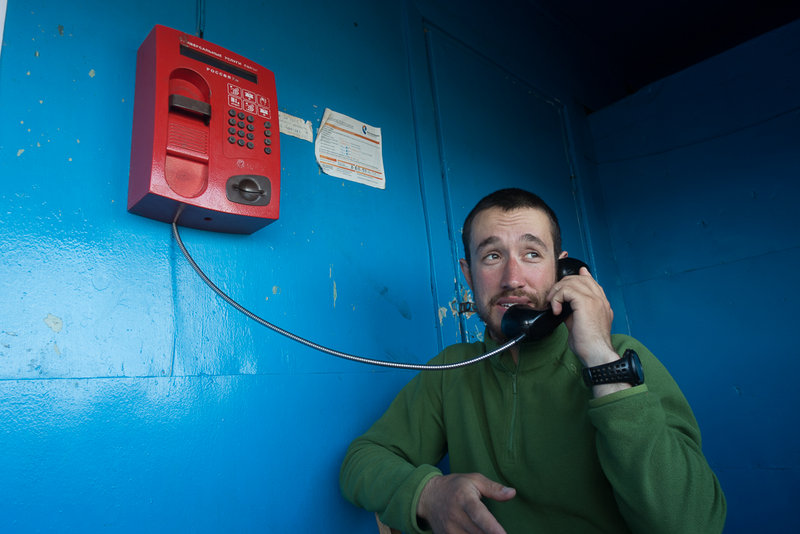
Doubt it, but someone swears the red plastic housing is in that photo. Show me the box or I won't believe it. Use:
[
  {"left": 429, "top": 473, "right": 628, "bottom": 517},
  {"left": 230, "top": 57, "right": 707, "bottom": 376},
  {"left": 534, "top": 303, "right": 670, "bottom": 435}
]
[{"left": 128, "top": 25, "right": 280, "bottom": 234}]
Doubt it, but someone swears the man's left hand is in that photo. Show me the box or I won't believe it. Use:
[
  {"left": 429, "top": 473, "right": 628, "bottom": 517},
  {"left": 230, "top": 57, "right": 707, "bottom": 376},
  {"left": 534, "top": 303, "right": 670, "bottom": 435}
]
[{"left": 547, "top": 267, "right": 618, "bottom": 369}]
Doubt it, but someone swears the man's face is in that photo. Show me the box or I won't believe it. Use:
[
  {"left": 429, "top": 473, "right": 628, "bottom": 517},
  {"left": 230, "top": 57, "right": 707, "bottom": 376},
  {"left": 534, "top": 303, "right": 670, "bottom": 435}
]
[{"left": 460, "top": 206, "right": 565, "bottom": 341}]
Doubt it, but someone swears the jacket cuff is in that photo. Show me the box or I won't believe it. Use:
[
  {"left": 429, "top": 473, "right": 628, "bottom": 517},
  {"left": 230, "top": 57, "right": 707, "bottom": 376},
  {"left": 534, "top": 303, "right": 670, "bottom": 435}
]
[{"left": 382, "top": 464, "right": 441, "bottom": 534}]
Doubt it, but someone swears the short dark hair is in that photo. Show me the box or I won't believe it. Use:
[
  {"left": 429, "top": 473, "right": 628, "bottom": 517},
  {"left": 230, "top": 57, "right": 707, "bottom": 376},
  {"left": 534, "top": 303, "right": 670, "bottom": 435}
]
[{"left": 461, "top": 188, "right": 562, "bottom": 265}]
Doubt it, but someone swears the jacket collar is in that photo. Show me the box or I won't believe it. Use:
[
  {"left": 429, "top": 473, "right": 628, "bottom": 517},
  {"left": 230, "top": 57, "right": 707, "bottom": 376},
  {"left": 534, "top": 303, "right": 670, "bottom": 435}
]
[{"left": 484, "top": 324, "right": 569, "bottom": 373}]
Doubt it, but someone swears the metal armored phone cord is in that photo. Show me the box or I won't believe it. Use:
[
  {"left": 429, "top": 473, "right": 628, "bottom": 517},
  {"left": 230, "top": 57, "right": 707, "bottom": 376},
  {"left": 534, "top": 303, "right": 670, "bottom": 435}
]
[{"left": 171, "top": 206, "right": 525, "bottom": 371}]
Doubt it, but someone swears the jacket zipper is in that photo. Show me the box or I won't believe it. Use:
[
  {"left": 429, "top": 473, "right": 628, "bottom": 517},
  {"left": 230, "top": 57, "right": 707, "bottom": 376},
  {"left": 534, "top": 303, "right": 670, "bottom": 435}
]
[{"left": 508, "top": 371, "right": 518, "bottom": 458}]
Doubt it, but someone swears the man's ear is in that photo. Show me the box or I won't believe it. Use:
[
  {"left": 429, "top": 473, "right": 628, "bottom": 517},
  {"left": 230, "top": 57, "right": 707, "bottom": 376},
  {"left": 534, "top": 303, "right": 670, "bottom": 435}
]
[
  {"left": 459, "top": 258, "right": 473, "bottom": 290},
  {"left": 558, "top": 250, "right": 568, "bottom": 260}
]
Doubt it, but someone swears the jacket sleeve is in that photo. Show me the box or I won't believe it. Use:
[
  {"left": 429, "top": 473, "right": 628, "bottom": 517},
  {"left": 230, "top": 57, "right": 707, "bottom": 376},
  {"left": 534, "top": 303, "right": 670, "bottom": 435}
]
[
  {"left": 339, "top": 359, "right": 448, "bottom": 534},
  {"left": 589, "top": 338, "right": 727, "bottom": 534}
]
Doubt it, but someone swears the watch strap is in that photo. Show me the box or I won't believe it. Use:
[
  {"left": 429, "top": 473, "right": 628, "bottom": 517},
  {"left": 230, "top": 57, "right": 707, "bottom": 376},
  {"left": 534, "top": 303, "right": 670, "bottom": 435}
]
[{"left": 582, "top": 349, "right": 644, "bottom": 387}]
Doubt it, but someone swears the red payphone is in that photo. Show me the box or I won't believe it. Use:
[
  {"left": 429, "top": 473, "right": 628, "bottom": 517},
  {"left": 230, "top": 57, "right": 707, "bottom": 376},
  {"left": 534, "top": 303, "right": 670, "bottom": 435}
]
[{"left": 128, "top": 25, "right": 280, "bottom": 234}]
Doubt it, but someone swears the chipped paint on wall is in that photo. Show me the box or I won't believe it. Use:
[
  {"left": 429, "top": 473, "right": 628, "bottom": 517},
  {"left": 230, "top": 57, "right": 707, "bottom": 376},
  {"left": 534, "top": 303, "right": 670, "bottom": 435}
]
[
  {"left": 265, "top": 286, "right": 281, "bottom": 301},
  {"left": 43, "top": 313, "right": 63, "bottom": 333},
  {"left": 266, "top": 285, "right": 280, "bottom": 300},
  {"left": 330, "top": 265, "right": 337, "bottom": 308},
  {"left": 448, "top": 298, "right": 458, "bottom": 317},
  {"left": 472, "top": 324, "right": 484, "bottom": 342}
]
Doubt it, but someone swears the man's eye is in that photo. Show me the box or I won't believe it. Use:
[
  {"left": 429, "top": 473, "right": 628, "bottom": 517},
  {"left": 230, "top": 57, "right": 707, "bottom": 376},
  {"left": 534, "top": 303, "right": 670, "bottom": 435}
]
[
  {"left": 483, "top": 253, "right": 500, "bottom": 263},
  {"left": 524, "top": 251, "right": 540, "bottom": 260}
]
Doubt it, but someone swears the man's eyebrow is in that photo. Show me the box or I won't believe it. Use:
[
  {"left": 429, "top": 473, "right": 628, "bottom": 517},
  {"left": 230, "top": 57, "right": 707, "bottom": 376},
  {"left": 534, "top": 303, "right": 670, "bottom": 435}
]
[
  {"left": 474, "top": 233, "right": 547, "bottom": 253},
  {"left": 521, "top": 233, "right": 547, "bottom": 248},
  {"left": 475, "top": 236, "right": 500, "bottom": 253}
]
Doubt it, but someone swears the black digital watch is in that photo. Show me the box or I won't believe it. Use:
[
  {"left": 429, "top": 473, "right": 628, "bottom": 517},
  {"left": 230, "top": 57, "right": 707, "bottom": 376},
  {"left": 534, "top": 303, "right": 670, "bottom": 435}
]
[{"left": 582, "top": 349, "right": 644, "bottom": 387}]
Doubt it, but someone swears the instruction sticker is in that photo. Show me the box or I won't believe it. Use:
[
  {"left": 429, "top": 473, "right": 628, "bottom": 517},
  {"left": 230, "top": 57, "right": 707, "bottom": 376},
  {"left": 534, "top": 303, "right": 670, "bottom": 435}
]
[{"left": 314, "top": 108, "right": 385, "bottom": 189}]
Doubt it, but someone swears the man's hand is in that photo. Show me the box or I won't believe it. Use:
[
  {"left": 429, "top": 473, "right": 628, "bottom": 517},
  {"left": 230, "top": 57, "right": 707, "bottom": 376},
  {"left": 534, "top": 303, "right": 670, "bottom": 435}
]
[
  {"left": 547, "top": 266, "right": 617, "bottom": 368},
  {"left": 416, "top": 473, "right": 516, "bottom": 534},
  {"left": 548, "top": 266, "right": 631, "bottom": 397}
]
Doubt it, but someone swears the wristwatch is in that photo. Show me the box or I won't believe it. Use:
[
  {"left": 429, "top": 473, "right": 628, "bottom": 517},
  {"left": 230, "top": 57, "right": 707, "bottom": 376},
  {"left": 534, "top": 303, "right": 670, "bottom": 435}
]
[{"left": 582, "top": 349, "right": 644, "bottom": 387}]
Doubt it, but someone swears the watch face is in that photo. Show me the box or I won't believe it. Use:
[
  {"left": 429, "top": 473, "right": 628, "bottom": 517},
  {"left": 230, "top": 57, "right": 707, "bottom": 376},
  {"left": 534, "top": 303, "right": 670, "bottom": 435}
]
[{"left": 626, "top": 349, "right": 644, "bottom": 385}]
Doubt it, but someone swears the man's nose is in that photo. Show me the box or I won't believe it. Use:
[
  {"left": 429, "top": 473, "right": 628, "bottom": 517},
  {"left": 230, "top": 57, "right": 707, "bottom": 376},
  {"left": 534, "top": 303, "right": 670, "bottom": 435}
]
[{"left": 501, "top": 258, "right": 524, "bottom": 289}]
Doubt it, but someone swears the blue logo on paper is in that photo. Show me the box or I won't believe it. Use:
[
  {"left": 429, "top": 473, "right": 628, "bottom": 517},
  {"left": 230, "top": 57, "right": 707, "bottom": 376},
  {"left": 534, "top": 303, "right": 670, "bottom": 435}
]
[{"left": 362, "top": 125, "right": 368, "bottom": 135}]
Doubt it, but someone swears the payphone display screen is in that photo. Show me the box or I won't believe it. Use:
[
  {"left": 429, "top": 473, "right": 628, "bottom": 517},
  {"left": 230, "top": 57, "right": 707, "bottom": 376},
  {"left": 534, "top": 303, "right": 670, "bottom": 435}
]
[{"left": 179, "top": 44, "right": 258, "bottom": 84}]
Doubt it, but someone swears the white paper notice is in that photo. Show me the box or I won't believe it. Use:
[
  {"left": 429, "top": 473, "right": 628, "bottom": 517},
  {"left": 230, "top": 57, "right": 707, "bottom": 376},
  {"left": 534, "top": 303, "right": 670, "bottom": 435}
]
[
  {"left": 0, "top": 1, "right": 7, "bottom": 61},
  {"left": 278, "top": 111, "right": 314, "bottom": 142},
  {"left": 314, "top": 108, "right": 385, "bottom": 189}
]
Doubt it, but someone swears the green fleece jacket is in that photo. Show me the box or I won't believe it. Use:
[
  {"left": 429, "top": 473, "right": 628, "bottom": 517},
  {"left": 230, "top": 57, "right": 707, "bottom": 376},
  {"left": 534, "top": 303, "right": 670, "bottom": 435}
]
[{"left": 339, "top": 325, "right": 726, "bottom": 533}]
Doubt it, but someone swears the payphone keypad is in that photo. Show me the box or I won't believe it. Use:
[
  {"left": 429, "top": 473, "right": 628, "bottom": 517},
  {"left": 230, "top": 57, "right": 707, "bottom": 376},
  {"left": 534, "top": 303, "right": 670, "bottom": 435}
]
[{"left": 226, "top": 108, "right": 273, "bottom": 154}]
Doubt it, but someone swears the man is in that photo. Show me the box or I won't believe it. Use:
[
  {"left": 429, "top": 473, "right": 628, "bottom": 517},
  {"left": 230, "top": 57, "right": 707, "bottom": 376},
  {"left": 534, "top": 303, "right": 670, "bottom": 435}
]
[{"left": 340, "top": 188, "right": 726, "bottom": 534}]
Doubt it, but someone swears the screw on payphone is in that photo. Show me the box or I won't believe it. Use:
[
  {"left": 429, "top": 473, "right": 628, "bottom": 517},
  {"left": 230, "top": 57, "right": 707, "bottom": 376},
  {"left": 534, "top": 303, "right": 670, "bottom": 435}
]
[{"left": 128, "top": 25, "right": 281, "bottom": 234}]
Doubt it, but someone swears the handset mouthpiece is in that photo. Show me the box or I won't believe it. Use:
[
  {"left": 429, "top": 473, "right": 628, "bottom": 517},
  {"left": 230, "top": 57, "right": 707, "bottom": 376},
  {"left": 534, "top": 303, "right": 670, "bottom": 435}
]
[
  {"left": 500, "top": 303, "right": 573, "bottom": 341},
  {"left": 500, "top": 305, "right": 541, "bottom": 339}
]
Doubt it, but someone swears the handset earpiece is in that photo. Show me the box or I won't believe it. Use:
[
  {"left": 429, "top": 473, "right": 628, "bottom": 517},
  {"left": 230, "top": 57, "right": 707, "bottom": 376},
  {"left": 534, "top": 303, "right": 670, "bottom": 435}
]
[
  {"left": 500, "top": 258, "right": 589, "bottom": 341},
  {"left": 556, "top": 257, "right": 589, "bottom": 281}
]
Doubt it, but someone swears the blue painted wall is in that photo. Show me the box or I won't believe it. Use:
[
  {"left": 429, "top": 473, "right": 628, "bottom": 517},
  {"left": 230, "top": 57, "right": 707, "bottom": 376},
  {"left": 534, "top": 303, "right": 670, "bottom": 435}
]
[
  {"left": 589, "top": 19, "right": 800, "bottom": 533},
  {"left": 0, "top": 1, "right": 607, "bottom": 532},
  {"left": 1, "top": 0, "right": 795, "bottom": 532}
]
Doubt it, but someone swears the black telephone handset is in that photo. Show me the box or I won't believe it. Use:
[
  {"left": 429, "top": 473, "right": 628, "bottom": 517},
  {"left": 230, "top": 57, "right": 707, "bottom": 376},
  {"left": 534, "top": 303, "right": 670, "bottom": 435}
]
[{"left": 500, "top": 257, "right": 589, "bottom": 341}]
